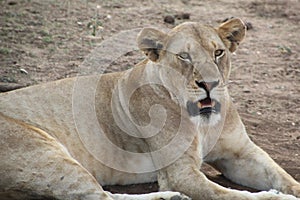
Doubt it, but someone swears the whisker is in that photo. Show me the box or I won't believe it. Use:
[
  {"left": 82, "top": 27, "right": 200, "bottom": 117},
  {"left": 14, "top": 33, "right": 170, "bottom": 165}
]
[{"left": 219, "top": 81, "right": 240, "bottom": 88}]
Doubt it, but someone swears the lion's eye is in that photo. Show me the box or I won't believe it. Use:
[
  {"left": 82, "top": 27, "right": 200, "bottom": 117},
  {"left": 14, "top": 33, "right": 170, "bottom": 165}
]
[
  {"left": 214, "top": 49, "right": 225, "bottom": 59},
  {"left": 177, "top": 52, "right": 192, "bottom": 62}
]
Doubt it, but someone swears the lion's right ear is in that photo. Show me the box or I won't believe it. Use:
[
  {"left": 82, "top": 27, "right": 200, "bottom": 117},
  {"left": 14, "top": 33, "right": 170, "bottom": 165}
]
[
  {"left": 217, "top": 18, "right": 246, "bottom": 52},
  {"left": 137, "top": 28, "right": 166, "bottom": 62}
]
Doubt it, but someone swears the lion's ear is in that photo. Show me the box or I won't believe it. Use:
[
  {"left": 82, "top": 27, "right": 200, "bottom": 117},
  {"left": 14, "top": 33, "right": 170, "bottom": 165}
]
[
  {"left": 137, "top": 28, "right": 166, "bottom": 62},
  {"left": 217, "top": 18, "right": 246, "bottom": 52}
]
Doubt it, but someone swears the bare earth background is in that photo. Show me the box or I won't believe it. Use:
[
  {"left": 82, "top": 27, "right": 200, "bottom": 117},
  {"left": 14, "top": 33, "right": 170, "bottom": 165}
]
[{"left": 0, "top": 0, "right": 299, "bottom": 195}]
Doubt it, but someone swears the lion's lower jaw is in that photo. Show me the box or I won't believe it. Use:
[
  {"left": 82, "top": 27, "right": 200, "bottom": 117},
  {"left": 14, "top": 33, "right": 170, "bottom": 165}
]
[{"left": 190, "top": 113, "right": 222, "bottom": 127}]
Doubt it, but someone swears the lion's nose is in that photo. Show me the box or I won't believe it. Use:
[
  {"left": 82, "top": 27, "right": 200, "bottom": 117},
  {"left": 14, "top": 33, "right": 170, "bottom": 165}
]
[{"left": 195, "top": 80, "right": 219, "bottom": 92}]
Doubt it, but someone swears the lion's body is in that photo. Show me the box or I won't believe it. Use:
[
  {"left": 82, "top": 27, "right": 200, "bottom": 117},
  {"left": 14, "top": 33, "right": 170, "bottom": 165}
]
[
  {"left": 0, "top": 18, "right": 299, "bottom": 200},
  {"left": 0, "top": 68, "right": 164, "bottom": 182}
]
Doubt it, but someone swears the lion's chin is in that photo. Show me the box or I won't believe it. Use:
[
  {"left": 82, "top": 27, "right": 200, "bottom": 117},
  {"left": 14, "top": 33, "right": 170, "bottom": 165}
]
[{"left": 190, "top": 112, "right": 222, "bottom": 127}]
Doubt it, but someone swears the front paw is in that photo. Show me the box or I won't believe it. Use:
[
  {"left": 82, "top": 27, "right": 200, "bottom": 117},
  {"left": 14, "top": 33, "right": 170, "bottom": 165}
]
[
  {"left": 266, "top": 189, "right": 299, "bottom": 200},
  {"left": 169, "top": 194, "right": 191, "bottom": 200},
  {"left": 290, "top": 185, "right": 300, "bottom": 198},
  {"left": 155, "top": 192, "right": 191, "bottom": 200}
]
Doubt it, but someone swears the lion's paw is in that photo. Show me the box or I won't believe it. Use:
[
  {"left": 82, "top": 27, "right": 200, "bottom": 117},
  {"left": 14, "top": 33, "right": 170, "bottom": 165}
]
[
  {"left": 107, "top": 191, "right": 191, "bottom": 200},
  {"left": 254, "top": 190, "right": 299, "bottom": 200},
  {"left": 168, "top": 194, "right": 190, "bottom": 200},
  {"left": 153, "top": 192, "right": 191, "bottom": 200},
  {"left": 290, "top": 185, "right": 300, "bottom": 198}
]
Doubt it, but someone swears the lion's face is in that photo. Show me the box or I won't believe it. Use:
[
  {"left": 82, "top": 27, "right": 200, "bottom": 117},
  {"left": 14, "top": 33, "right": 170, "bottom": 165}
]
[{"left": 137, "top": 18, "right": 246, "bottom": 125}]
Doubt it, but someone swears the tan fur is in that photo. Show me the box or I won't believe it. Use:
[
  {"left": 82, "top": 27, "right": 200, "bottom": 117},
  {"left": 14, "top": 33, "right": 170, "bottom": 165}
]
[{"left": 0, "top": 18, "right": 299, "bottom": 200}]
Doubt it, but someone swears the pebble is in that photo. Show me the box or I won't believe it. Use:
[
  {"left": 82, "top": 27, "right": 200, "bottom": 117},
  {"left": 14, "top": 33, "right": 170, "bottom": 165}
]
[
  {"left": 8, "top": 1, "right": 17, "bottom": 5},
  {"left": 20, "top": 68, "right": 28, "bottom": 74},
  {"left": 245, "top": 22, "right": 253, "bottom": 30},
  {"left": 174, "top": 13, "right": 190, "bottom": 20},
  {"left": 164, "top": 15, "right": 175, "bottom": 24}
]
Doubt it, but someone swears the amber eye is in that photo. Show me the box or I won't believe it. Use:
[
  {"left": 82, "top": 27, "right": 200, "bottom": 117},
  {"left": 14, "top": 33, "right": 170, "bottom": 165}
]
[
  {"left": 214, "top": 49, "right": 225, "bottom": 58},
  {"left": 177, "top": 52, "right": 192, "bottom": 62}
]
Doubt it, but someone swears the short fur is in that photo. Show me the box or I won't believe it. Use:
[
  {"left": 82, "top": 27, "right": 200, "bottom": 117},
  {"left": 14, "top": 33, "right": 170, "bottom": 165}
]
[{"left": 0, "top": 18, "right": 299, "bottom": 200}]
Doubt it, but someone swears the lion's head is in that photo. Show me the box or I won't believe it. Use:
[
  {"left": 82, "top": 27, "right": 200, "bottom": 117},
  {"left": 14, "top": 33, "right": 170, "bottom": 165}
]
[{"left": 137, "top": 18, "right": 246, "bottom": 125}]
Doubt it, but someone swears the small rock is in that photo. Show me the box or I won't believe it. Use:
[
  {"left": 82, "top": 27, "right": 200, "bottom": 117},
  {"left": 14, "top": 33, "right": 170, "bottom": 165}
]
[
  {"left": 175, "top": 13, "right": 190, "bottom": 20},
  {"left": 20, "top": 68, "right": 28, "bottom": 74},
  {"left": 8, "top": 1, "right": 17, "bottom": 5},
  {"left": 245, "top": 22, "right": 253, "bottom": 30},
  {"left": 164, "top": 15, "right": 175, "bottom": 24},
  {"left": 291, "top": 122, "right": 295, "bottom": 126},
  {"left": 181, "top": 0, "right": 190, "bottom": 4},
  {"left": 277, "top": 45, "right": 292, "bottom": 55}
]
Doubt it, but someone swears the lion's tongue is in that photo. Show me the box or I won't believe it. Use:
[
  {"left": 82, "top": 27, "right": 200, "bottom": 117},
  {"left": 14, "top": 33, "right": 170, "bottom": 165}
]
[{"left": 197, "top": 98, "right": 213, "bottom": 108}]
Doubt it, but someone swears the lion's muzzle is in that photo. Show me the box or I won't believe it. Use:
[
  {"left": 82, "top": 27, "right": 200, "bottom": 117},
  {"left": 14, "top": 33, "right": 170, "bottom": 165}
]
[
  {"left": 186, "top": 98, "right": 221, "bottom": 117},
  {"left": 187, "top": 80, "right": 221, "bottom": 117}
]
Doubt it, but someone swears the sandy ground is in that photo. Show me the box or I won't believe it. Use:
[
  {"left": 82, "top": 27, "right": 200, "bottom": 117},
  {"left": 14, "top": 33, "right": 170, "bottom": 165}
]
[{"left": 0, "top": 0, "right": 299, "bottom": 195}]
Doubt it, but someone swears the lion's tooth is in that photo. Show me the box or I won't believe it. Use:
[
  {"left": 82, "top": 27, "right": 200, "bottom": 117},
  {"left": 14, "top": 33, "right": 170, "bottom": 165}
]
[
  {"left": 197, "top": 102, "right": 202, "bottom": 108},
  {"left": 212, "top": 101, "right": 215, "bottom": 107}
]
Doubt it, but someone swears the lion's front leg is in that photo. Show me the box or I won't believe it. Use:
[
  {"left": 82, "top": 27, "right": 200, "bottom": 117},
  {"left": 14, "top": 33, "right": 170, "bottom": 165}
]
[
  {"left": 205, "top": 106, "right": 300, "bottom": 198},
  {"left": 158, "top": 142, "right": 299, "bottom": 200},
  {"left": 207, "top": 137, "right": 300, "bottom": 197}
]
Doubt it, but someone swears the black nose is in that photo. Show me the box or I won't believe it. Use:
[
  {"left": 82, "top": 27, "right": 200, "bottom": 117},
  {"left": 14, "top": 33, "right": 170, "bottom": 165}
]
[{"left": 195, "top": 80, "right": 219, "bottom": 92}]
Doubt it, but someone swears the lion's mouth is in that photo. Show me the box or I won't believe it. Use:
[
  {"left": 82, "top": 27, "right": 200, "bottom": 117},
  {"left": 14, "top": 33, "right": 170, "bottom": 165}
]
[{"left": 186, "top": 97, "right": 221, "bottom": 117}]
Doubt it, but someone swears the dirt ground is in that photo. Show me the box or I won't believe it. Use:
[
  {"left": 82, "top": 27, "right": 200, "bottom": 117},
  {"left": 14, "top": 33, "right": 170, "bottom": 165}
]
[{"left": 0, "top": 0, "right": 299, "bottom": 195}]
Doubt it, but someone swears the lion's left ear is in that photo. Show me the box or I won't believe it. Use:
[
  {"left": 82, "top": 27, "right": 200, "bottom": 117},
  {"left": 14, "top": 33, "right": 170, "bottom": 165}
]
[
  {"left": 137, "top": 28, "right": 166, "bottom": 62},
  {"left": 217, "top": 18, "right": 246, "bottom": 52}
]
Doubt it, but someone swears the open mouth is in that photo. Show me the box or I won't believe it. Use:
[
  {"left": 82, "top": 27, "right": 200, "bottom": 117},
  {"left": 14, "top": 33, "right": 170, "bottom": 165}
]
[{"left": 187, "top": 97, "right": 221, "bottom": 117}]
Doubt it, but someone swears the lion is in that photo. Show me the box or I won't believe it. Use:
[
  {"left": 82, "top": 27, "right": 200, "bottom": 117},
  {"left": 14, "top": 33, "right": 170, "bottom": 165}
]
[{"left": 0, "top": 18, "right": 299, "bottom": 200}]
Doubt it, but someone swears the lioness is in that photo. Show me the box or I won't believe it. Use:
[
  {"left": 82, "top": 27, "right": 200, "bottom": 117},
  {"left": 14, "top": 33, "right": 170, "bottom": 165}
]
[{"left": 0, "top": 18, "right": 299, "bottom": 200}]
